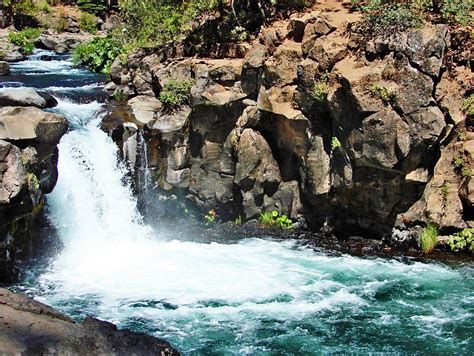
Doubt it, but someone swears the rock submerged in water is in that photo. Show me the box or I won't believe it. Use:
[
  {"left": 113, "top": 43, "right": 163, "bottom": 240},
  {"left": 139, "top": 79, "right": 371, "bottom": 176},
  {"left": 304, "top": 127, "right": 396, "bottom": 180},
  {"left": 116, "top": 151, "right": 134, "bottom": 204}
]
[
  {"left": 0, "top": 288, "right": 179, "bottom": 355},
  {"left": 0, "top": 61, "right": 10, "bottom": 75}
]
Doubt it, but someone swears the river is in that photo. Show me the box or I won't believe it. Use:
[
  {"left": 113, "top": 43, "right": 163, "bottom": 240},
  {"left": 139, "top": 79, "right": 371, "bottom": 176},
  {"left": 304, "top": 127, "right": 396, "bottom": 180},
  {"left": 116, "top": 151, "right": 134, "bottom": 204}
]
[{"left": 1, "top": 51, "right": 473, "bottom": 355}]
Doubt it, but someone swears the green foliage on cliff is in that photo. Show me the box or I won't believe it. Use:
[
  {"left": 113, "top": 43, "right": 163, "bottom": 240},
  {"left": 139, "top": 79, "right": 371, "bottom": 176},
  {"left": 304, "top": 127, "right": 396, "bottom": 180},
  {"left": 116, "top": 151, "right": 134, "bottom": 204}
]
[
  {"left": 462, "top": 95, "right": 474, "bottom": 116},
  {"left": 159, "top": 79, "right": 194, "bottom": 108},
  {"left": 79, "top": 12, "right": 98, "bottom": 34},
  {"left": 77, "top": 0, "right": 107, "bottom": 15},
  {"left": 259, "top": 210, "right": 293, "bottom": 229},
  {"left": 26, "top": 172, "right": 40, "bottom": 190},
  {"left": 116, "top": 0, "right": 315, "bottom": 50},
  {"left": 353, "top": 0, "right": 473, "bottom": 35},
  {"left": 369, "top": 84, "right": 395, "bottom": 104},
  {"left": 73, "top": 35, "right": 123, "bottom": 73},
  {"left": 8, "top": 27, "right": 42, "bottom": 54},
  {"left": 312, "top": 81, "right": 330, "bottom": 103},
  {"left": 447, "top": 228, "right": 474, "bottom": 252},
  {"left": 420, "top": 223, "right": 438, "bottom": 253},
  {"left": 331, "top": 137, "right": 341, "bottom": 150}
]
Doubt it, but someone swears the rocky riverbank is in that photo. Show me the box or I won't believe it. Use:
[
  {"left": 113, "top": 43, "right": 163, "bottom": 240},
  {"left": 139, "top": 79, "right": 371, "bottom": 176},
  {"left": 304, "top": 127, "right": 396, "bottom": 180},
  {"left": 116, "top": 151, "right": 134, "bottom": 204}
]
[
  {"left": 0, "top": 288, "right": 179, "bottom": 355},
  {"left": 0, "top": 94, "right": 67, "bottom": 282},
  {"left": 105, "top": 2, "right": 473, "bottom": 245}
]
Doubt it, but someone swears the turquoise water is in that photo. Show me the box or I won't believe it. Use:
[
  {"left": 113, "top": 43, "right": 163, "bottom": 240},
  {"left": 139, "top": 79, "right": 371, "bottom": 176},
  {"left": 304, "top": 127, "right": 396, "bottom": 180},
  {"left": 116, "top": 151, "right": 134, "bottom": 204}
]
[
  {"left": 4, "top": 50, "right": 474, "bottom": 355},
  {"left": 17, "top": 238, "right": 474, "bottom": 355}
]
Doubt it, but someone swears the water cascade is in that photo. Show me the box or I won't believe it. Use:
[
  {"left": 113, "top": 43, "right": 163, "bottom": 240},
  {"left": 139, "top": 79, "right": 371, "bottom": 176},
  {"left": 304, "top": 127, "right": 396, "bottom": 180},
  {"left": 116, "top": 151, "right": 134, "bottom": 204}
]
[{"left": 2, "top": 51, "right": 473, "bottom": 355}]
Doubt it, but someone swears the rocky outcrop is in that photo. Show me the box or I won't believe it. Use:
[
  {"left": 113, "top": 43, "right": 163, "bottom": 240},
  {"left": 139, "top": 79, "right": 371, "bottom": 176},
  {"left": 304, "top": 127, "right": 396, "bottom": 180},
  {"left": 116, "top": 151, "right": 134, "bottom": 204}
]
[
  {"left": 0, "top": 107, "right": 68, "bottom": 282},
  {"left": 35, "top": 31, "right": 92, "bottom": 54},
  {"left": 0, "top": 88, "right": 57, "bottom": 109},
  {"left": 0, "top": 288, "right": 179, "bottom": 355},
  {"left": 0, "top": 29, "right": 24, "bottom": 62},
  {"left": 105, "top": 4, "right": 472, "bottom": 239}
]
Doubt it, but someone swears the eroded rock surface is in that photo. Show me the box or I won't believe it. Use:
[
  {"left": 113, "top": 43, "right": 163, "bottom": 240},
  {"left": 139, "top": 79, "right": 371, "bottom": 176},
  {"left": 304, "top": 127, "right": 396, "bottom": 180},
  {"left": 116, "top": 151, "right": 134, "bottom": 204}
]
[
  {"left": 0, "top": 288, "right": 179, "bottom": 355},
  {"left": 104, "top": 5, "right": 471, "bottom": 239},
  {"left": 0, "top": 107, "right": 68, "bottom": 282}
]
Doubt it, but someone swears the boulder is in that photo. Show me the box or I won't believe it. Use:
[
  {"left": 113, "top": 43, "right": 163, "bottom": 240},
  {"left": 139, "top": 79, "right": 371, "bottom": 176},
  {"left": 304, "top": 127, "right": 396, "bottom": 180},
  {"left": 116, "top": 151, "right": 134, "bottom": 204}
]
[
  {"left": 263, "top": 180, "right": 303, "bottom": 219},
  {"left": 0, "top": 140, "right": 25, "bottom": 204},
  {"left": 306, "top": 34, "right": 347, "bottom": 71},
  {"left": 302, "top": 135, "right": 331, "bottom": 197},
  {"left": 257, "top": 85, "right": 302, "bottom": 119},
  {"left": 0, "top": 107, "right": 68, "bottom": 144},
  {"left": 0, "top": 61, "right": 10, "bottom": 75},
  {"left": 392, "top": 64, "right": 434, "bottom": 115},
  {"left": 0, "top": 288, "right": 179, "bottom": 355},
  {"left": 0, "top": 88, "right": 56, "bottom": 109},
  {"left": 349, "top": 108, "right": 411, "bottom": 170},
  {"left": 235, "top": 129, "right": 281, "bottom": 219},
  {"left": 0, "top": 49, "right": 23, "bottom": 62},
  {"left": 301, "top": 16, "right": 336, "bottom": 53},
  {"left": 288, "top": 11, "right": 322, "bottom": 42},
  {"left": 262, "top": 40, "right": 302, "bottom": 87},
  {"left": 127, "top": 96, "right": 163, "bottom": 126},
  {"left": 402, "top": 25, "right": 448, "bottom": 78},
  {"left": 35, "top": 33, "right": 92, "bottom": 54},
  {"left": 153, "top": 107, "right": 191, "bottom": 135},
  {"left": 400, "top": 143, "right": 465, "bottom": 229}
]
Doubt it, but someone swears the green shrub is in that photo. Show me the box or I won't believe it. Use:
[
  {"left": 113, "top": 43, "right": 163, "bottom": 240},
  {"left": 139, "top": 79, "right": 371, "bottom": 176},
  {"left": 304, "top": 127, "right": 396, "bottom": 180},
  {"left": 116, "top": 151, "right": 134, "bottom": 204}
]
[
  {"left": 77, "top": 0, "right": 107, "bottom": 15},
  {"left": 369, "top": 84, "right": 394, "bottom": 103},
  {"left": 204, "top": 209, "right": 218, "bottom": 225},
  {"left": 159, "top": 79, "right": 194, "bottom": 108},
  {"left": 73, "top": 36, "right": 124, "bottom": 73},
  {"left": 259, "top": 211, "right": 275, "bottom": 227},
  {"left": 362, "top": 1, "right": 423, "bottom": 34},
  {"left": 230, "top": 26, "right": 249, "bottom": 42},
  {"left": 79, "top": 12, "right": 98, "bottom": 34},
  {"left": 441, "top": 182, "right": 449, "bottom": 200},
  {"left": 259, "top": 210, "right": 294, "bottom": 230},
  {"left": 461, "top": 166, "right": 472, "bottom": 178},
  {"left": 312, "top": 72, "right": 330, "bottom": 103},
  {"left": 312, "top": 81, "right": 330, "bottom": 103},
  {"left": 447, "top": 228, "right": 474, "bottom": 252},
  {"left": 331, "top": 137, "right": 341, "bottom": 150},
  {"left": 235, "top": 215, "right": 242, "bottom": 225},
  {"left": 420, "top": 223, "right": 438, "bottom": 253},
  {"left": 437, "top": 0, "right": 473, "bottom": 26},
  {"left": 8, "top": 27, "right": 41, "bottom": 54},
  {"left": 113, "top": 88, "right": 125, "bottom": 101},
  {"left": 26, "top": 172, "right": 40, "bottom": 190},
  {"left": 353, "top": 0, "right": 473, "bottom": 34},
  {"left": 462, "top": 95, "right": 474, "bottom": 116}
]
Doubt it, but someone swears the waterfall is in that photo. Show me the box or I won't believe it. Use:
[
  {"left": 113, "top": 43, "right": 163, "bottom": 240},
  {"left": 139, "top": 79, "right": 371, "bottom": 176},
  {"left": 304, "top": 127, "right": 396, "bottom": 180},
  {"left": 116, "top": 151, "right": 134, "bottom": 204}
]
[
  {"left": 137, "top": 130, "right": 152, "bottom": 194},
  {"left": 6, "top": 50, "right": 473, "bottom": 356}
]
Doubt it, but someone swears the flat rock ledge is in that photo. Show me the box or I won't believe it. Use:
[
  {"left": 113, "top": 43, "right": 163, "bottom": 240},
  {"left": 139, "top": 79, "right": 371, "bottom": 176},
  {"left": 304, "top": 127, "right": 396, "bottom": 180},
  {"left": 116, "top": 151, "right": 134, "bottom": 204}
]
[{"left": 0, "top": 288, "right": 180, "bottom": 355}]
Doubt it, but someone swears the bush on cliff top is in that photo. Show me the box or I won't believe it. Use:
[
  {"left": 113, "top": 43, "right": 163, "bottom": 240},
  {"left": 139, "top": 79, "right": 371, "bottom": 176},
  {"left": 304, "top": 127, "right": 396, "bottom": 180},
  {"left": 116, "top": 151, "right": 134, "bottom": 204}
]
[
  {"left": 159, "top": 79, "right": 194, "bottom": 108},
  {"left": 9, "top": 27, "right": 42, "bottom": 54},
  {"left": 116, "top": 0, "right": 315, "bottom": 50},
  {"left": 73, "top": 35, "right": 123, "bottom": 73},
  {"left": 353, "top": 0, "right": 473, "bottom": 35}
]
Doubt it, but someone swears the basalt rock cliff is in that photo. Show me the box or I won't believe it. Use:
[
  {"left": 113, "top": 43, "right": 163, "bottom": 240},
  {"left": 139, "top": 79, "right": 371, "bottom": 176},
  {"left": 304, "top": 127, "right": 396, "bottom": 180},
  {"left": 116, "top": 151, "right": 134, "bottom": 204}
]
[
  {"left": 106, "top": 4, "right": 472, "bottom": 242},
  {"left": 0, "top": 105, "right": 68, "bottom": 282}
]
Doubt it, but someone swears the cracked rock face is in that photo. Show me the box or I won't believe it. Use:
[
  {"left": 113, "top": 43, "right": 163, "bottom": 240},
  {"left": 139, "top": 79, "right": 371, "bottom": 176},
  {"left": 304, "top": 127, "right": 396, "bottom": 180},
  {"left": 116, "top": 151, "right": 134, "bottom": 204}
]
[
  {"left": 0, "top": 107, "right": 68, "bottom": 283},
  {"left": 106, "top": 7, "right": 470, "bottom": 237}
]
